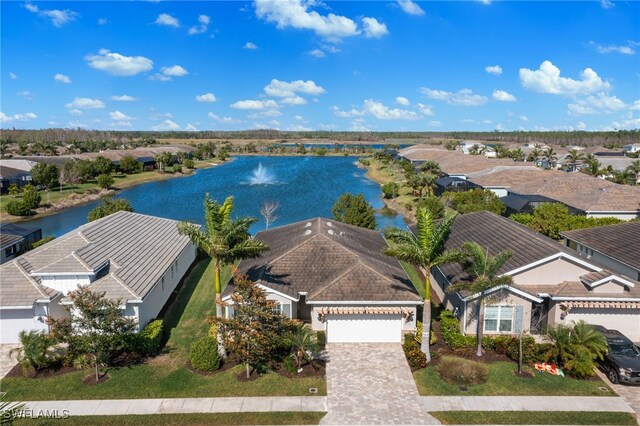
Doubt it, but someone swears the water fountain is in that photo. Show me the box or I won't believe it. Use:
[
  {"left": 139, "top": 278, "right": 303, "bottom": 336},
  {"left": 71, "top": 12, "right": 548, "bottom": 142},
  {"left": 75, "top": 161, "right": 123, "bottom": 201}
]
[{"left": 248, "top": 162, "right": 275, "bottom": 185}]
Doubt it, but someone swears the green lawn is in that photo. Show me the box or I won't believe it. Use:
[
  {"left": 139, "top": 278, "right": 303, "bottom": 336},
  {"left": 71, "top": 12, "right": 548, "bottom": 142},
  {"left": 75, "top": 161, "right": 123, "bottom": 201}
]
[
  {"left": 415, "top": 361, "right": 615, "bottom": 396},
  {"left": 399, "top": 261, "right": 425, "bottom": 298},
  {"left": 430, "top": 411, "right": 637, "bottom": 425},
  {"left": 0, "top": 259, "right": 326, "bottom": 401},
  {"left": 14, "top": 412, "right": 326, "bottom": 426}
]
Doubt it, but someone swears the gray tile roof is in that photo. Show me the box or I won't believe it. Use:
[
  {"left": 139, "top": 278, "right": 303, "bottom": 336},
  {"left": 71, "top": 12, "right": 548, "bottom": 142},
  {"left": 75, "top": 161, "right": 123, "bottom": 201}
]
[
  {"left": 224, "top": 218, "right": 421, "bottom": 303},
  {"left": 0, "top": 212, "right": 194, "bottom": 307},
  {"left": 561, "top": 221, "right": 640, "bottom": 271}
]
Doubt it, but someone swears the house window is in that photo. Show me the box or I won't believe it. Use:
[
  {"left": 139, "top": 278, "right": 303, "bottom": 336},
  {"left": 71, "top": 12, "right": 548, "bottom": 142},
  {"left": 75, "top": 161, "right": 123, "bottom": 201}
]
[
  {"left": 484, "top": 305, "right": 514, "bottom": 333},
  {"left": 272, "top": 302, "right": 282, "bottom": 315}
]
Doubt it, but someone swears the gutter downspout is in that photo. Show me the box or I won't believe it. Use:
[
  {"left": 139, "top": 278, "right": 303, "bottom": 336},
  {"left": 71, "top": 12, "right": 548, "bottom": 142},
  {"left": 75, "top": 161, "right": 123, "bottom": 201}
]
[{"left": 463, "top": 300, "right": 467, "bottom": 336}]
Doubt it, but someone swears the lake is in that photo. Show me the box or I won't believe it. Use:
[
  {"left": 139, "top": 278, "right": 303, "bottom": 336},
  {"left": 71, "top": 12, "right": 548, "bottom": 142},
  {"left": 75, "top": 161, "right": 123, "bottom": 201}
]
[{"left": 22, "top": 156, "right": 406, "bottom": 237}]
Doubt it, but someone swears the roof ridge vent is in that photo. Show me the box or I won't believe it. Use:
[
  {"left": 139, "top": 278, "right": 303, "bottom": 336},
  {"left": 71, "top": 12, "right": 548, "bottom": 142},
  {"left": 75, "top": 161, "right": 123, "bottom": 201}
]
[
  {"left": 305, "top": 222, "right": 312, "bottom": 227},
  {"left": 304, "top": 229, "right": 312, "bottom": 235}
]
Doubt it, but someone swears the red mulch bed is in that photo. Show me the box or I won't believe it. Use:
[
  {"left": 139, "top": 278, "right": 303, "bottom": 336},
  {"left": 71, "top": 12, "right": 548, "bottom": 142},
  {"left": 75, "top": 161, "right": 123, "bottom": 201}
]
[
  {"left": 274, "top": 360, "right": 326, "bottom": 379},
  {"left": 82, "top": 373, "right": 111, "bottom": 386},
  {"left": 429, "top": 320, "right": 511, "bottom": 366}
]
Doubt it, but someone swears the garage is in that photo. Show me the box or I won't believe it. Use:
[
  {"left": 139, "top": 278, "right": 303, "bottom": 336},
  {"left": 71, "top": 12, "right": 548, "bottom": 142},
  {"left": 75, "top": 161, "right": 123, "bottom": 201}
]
[
  {"left": 326, "top": 314, "right": 403, "bottom": 343},
  {"left": 0, "top": 308, "right": 41, "bottom": 344},
  {"left": 568, "top": 308, "right": 640, "bottom": 343}
]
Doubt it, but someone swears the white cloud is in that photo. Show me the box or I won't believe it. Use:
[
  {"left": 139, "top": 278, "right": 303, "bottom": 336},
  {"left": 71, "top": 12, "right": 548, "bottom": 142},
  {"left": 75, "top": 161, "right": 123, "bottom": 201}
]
[
  {"left": 97, "top": 18, "right": 108, "bottom": 25},
  {"left": 150, "top": 112, "right": 174, "bottom": 120},
  {"left": 519, "top": 115, "right": 528, "bottom": 121},
  {"left": 495, "top": 123, "right": 505, "bottom": 131},
  {"left": 600, "top": 0, "right": 614, "bottom": 9},
  {"left": 85, "top": 49, "right": 153, "bottom": 76},
  {"left": 54, "top": 73, "right": 71, "bottom": 84},
  {"left": 395, "top": 96, "right": 410, "bottom": 106},
  {"left": 485, "top": 65, "right": 503, "bottom": 75},
  {"left": 332, "top": 105, "right": 365, "bottom": 118},
  {"left": 244, "top": 42, "right": 258, "bottom": 50},
  {"left": 65, "top": 97, "right": 105, "bottom": 109},
  {"left": 66, "top": 121, "right": 88, "bottom": 129},
  {"left": 196, "top": 93, "right": 217, "bottom": 103},
  {"left": 362, "top": 17, "right": 389, "bottom": 39},
  {"left": 16, "top": 91, "right": 33, "bottom": 100},
  {"left": 519, "top": 60, "right": 610, "bottom": 95},
  {"left": 9, "top": 72, "right": 17, "bottom": 79},
  {"left": 161, "top": 65, "right": 188, "bottom": 77},
  {"left": 109, "top": 110, "right": 133, "bottom": 121},
  {"left": 48, "top": 121, "right": 58, "bottom": 126},
  {"left": 309, "top": 49, "right": 326, "bottom": 58},
  {"left": 568, "top": 92, "right": 627, "bottom": 115},
  {"left": 287, "top": 124, "right": 312, "bottom": 131},
  {"left": 189, "top": 14, "right": 210, "bottom": 35},
  {"left": 295, "top": 115, "right": 304, "bottom": 121},
  {"left": 0, "top": 111, "right": 37, "bottom": 123},
  {"left": 248, "top": 109, "right": 282, "bottom": 118},
  {"left": 416, "top": 103, "right": 434, "bottom": 116},
  {"left": 69, "top": 109, "right": 82, "bottom": 116},
  {"left": 420, "top": 87, "right": 488, "bottom": 106},
  {"left": 264, "top": 79, "right": 326, "bottom": 98},
  {"left": 428, "top": 120, "right": 441, "bottom": 127},
  {"left": 185, "top": 123, "right": 198, "bottom": 131},
  {"left": 152, "top": 119, "right": 180, "bottom": 130},
  {"left": 492, "top": 89, "right": 517, "bottom": 102},
  {"left": 254, "top": 0, "right": 359, "bottom": 39},
  {"left": 24, "top": 3, "right": 78, "bottom": 27},
  {"left": 155, "top": 13, "right": 179, "bottom": 27},
  {"left": 281, "top": 96, "right": 307, "bottom": 105},
  {"left": 208, "top": 113, "right": 241, "bottom": 123},
  {"left": 318, "top": 123, "right": 338, "bottom": 130},
  {"left": 231, "top": 99, "right": 279, "bottom": 110},
  {"left": 359, "top": 99, "right": 421, "bottom": 120},
  {"left": 630, "top": 100, "right": 640, "bottom": 111},
  {"left": 577, "top": 121, "right": 587, "bottom": 130},
  {"left": 111, "top": 95, "right": 137, "bottom": 102},
  {"left": 112, "top": 120, "right": 132, "bottom": 128},
  {"left": 483, "top": 119, "right": 492, "bottom": 124},
  {"left": 587, "top": 41, "right": 635, "bottom": 55},
  {"left": 396, "top": 0, "right": 425, "bottom": 16}
]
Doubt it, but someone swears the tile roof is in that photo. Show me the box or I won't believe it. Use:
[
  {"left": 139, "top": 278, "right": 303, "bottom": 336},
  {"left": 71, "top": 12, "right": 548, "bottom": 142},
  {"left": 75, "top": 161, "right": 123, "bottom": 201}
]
[
  {"left": 0, "top": 223, "right": 40, "bottom": 238},
  {"left": 0, "top": 234, "right": 23, "bottom": 249},
  {"left": 561, "top": 221, "right": 640, "bottom": 271},
  {"left": 225, "top": 218, "right": 421, "bottom": 303},
  {"left": 0, "top": 212, "right": 194, "bottom": 307}
]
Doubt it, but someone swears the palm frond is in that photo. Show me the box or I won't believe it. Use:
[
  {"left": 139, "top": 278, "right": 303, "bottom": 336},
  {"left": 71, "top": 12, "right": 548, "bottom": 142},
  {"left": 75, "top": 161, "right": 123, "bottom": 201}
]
[
  {"left": 384, "top": 244, "right": 425, "bottom": 267},
  {"left": 384, "top": 228, "right": 417, "bottom": 246}
]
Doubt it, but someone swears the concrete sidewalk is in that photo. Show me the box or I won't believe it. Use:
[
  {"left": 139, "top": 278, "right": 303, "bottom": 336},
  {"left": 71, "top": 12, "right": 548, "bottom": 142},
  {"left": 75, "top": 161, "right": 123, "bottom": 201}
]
[
  {"left": 22, "top": 397, "right": 327, "bottom": 416},
  {"left": 422, "top": 395, "right": 635, "bottom": 413}
]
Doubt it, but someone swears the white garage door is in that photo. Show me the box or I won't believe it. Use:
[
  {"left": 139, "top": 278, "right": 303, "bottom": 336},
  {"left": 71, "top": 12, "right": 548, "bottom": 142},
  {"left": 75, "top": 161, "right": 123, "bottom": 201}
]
[
  {"left": 570, "top": 309, "right": 640, "bottom": 343},
  {"left": 326, "top": 314, "right": 403, "bottom": 343},
  {"left": 0, "top": 309, "right": 36, "bottom": 344}
]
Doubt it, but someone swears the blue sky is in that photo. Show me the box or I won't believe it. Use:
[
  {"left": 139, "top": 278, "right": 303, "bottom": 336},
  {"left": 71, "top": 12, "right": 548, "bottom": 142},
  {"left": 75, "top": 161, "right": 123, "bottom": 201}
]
[{"left": 2, "top": 0, "right": 639, "bottom": 132}]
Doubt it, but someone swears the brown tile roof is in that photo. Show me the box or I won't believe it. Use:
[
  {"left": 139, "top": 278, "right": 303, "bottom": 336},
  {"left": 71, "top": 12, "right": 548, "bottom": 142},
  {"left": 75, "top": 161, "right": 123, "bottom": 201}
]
[
  {"left": 0, "top": 212, "right": 194, "bottom": 307},
  {"left": 399, "top": 147, "right": 520, "bottom": 174},
  {"left": 226, "top": 218, "right": 421, "bottom": 303},
  {"left": 561, "top": 221, "right": 640, "bottom": 271}
]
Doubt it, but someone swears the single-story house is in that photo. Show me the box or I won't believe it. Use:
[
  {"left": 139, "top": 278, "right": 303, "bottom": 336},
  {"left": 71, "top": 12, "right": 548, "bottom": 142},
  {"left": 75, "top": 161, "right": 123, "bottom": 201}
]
[
  {"left": 435, "top": 176, "right": 481, "bottom": 196},
  {"left": 420, "top": 211, "right": 640, "bottom": 343},
  {"left": 0, "top": 159, "right": 37, "bottom": 193},
  {"left": 0, "top": 223, "right": 42, "bottom": 264},
  {"left": 222, "top": 218, "right": 422, "bottom": 343},
  {"left": 623, "top": 143, "right": 640, "bottom": 154},
  {"left": 561, "top": 222, "right": 640, "bottom": 282},
  {"left": 499, "top": 193, "right": 580, "bottom": 216},
  {"left": 459, "top": 141, "right": 486, "bottom": 155},
  {"left": 0, "top": 211, "right": 197, "bottom": 344}
]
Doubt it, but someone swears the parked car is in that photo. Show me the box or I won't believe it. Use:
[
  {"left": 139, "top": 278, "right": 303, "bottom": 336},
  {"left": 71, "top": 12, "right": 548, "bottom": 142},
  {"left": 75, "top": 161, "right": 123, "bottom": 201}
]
[{"left": 592, "top": 325, "right": 640, "bottom": 385}]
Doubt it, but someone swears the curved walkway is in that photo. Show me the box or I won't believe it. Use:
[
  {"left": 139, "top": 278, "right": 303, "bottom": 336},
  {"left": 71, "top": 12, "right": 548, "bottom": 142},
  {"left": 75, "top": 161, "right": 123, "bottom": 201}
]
[{"left": 321, "top": 343, "right": 440, "bottom": 425}]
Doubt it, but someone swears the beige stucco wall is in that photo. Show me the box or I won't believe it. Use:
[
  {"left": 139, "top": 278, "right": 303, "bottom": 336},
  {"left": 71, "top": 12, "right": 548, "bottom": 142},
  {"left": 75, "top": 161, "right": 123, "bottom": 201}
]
[
  {"left": 512, "top": 257, "right": 592, "bottom": 285},
  {"left": 462, "top": 292, "right": 533, "bottom": 336},
  {"left": 549, "top": 302, "right": 640, "bottom": 343},
  {"left": 592, "top": 280, "right": 628, "bottom": 294},
  {"left": 310, "top": 305, "right": 418, "bottom": 332}
]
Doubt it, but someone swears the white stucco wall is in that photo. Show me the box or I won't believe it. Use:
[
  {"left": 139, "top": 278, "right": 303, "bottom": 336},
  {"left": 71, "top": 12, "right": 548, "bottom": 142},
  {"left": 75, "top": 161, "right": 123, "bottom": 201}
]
[
  {"left": 586, "top": 212, "right": 640, "bottom": 221},
  {"left": 0, "top": 308, "right": 47, "bottom": 344},
  {"left": 137, "top": 242, "right": 197, "bottom": 328},
  {"left": 224, "top": 289, "right": 297, "bottom": 320},
  {"left": 511, "top": 257, "right": 593, "bottom": 285},
  {"left": 39, "top": 275, "right": 92, "bottom": 295}
]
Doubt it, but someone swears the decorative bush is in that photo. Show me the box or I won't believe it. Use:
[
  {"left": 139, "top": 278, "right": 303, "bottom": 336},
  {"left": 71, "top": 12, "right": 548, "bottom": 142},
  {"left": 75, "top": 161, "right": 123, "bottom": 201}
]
[
  {"left": 436, "top": 356, "right": 488, "bottom": 386},
  {"left": 172, "top": 164, "right": 182, "bottom": 173},
  {"left": 403, "top": 334, "right": 427, "bottom": 370},
  {"left": 282, "top": 354, "right": 297, "bottom": 374},
  {"left": 381, "top": 182, "right": 400, "bottom": 199},
  {"left": 5, "top": 200, "right": 31, "bottom": 216},
  {"left": 208, "top": 324, "right": 218, "bottom": 338},
  {"left": 415, "top": 321, "right": 437, "bottom": 346},
  {"left": 137, "top": 320, "right": 163, "bottom": 356},
  {"left": 183, "top": 159, "right": 195, "bottom": 169},
  {"left": 358, "top": 158, "right": 371, "bottom": 167},
  {"left": 316, "top": 331, "right": 326, "bottom": 348},
  {"left": 96, "top": 174, "right": 114, "bottom": 189},
  {"left": 439, "top": 310, "right": 475, "bottom": 350},
  {"left": 21, "top": 185, "right": 41, "bottom": 210},
  {"left": 10, "top": 330, "right": 58, "bottom": 376},
  {"left": 189, "top": 336, "right": 222, "bottom": 372}
]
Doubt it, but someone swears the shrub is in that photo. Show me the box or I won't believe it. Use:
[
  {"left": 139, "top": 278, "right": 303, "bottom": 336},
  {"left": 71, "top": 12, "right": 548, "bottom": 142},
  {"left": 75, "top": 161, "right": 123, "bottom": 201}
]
[
  {"left": 172, "top": 164, "right": 182, "bottom": 173},
  {"left": 21, "top": 185, "right": 41, "bottom": 209},
  {"left": 189, "top": 336, "right": 222, "bottom": 372},
  {"left": 31, "top": 236, "right": 55, "bottom": 249},
  {"left": 415, "top": 321, "right": 437, "bottom": 346},
  {"left": 5, "top": 200, "right": 31, "bottom": 216},
  {"left": 381, "top": 182, "right": 399, "bottom": 199},
  {"left": 282, "top": 354, "right": 297, "bottom": 374},
  {"left": 208, "top": 324, "right": 218, "bottom": 338},
  {"left": 316, "top": 331, "right": 326, "bottom": 348},
  {"left": 439, "top": 310, "right": 475, "bottom": 350},
  {"left": 8, "top": 184, "right": 20, "bottom": 195},
  {"left": 358, "top": 158, "right": 371, "bottom": 167},
  {"left": 436, "top": 356, "right": 488, "bottom": 386},
  {"left": 96, "top": 174, "right": 114, "bottom": 189},
  {"left": 183, "top": 159, "right": 195, "bottom": 169},
  {"left": 403, "top": 334, "right": 427, "bottom": 370},
  {"left": 10, "top": 330, "right": 57, "bottom": 375},
  {"left": 137, "top": 320, "right": 163, "bottom": 356}
]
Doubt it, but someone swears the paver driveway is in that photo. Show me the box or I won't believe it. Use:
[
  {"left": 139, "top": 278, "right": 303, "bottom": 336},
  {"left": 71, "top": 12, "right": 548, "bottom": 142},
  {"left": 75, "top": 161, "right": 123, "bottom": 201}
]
[
  {"left": 596, "top": 370, "right": 640, "bottom": 424},
  {"left": 0, "top": 344, "right": 19, "bottom": 379},
  {"left": 321, "top": 343, "right": 439, "bottom": 425}
]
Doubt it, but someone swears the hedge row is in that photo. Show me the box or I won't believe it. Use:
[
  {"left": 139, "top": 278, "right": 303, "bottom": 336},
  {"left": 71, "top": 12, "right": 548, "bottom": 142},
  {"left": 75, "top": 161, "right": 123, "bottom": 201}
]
[
  {"left": 439, "top": 310, "right": 554, "bottom": 364},
  {"left": 136, "top": 319, "right": 164, "bottom": 357}
]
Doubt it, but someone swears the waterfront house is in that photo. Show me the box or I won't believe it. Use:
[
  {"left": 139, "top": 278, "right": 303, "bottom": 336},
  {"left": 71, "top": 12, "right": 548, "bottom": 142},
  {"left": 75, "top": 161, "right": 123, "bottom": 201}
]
[
  {"left": 422, "top": 211, "right": 640, "bottom": 343},
  {"left": 0, "top": 223, "right": 42, "bottom": 264},
  {"left": 623, "top": 143, "right": 640, "bottom": 155},
  {"left": 222, "top": 218, "right": 422, "bottom": 343},
  {"left": 0, "top": 212, "right": 197, "bottom": 344},
  {"left": 0, "top": 159, "right": 37, "bottom": 193}
]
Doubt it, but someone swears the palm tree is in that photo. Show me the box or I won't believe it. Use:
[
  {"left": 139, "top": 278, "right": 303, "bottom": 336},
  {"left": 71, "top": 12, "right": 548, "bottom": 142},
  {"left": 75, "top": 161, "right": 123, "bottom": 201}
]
[
  {"left": 288, "top": 323, "right": 320, "bottom": 372},
  {"left": 543, "top": 148, "right": 557, "bottom": 168},
  {"left": 545, "top": 323, "right": 572, "bottom": 365},
  {"left": 626, "top": 159, "right": 640, "bottom": 185},
  {"left": 178, "top": 195, "right": 269, "bottom": 319},
  {"left": 448, "top": 242, "right": 513, "bottom": 357},
  {"left": 565, "top": 149, "right": 585, "bottom": 171},
  {"left": 530, "top": 147, "right": 542, "bottom": 163},
  {"left": 583, "top": 154, "right": 602, "bottom": 177},
  {"left": 384, "top": 208, "right": 462, "bottom": 362}
]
